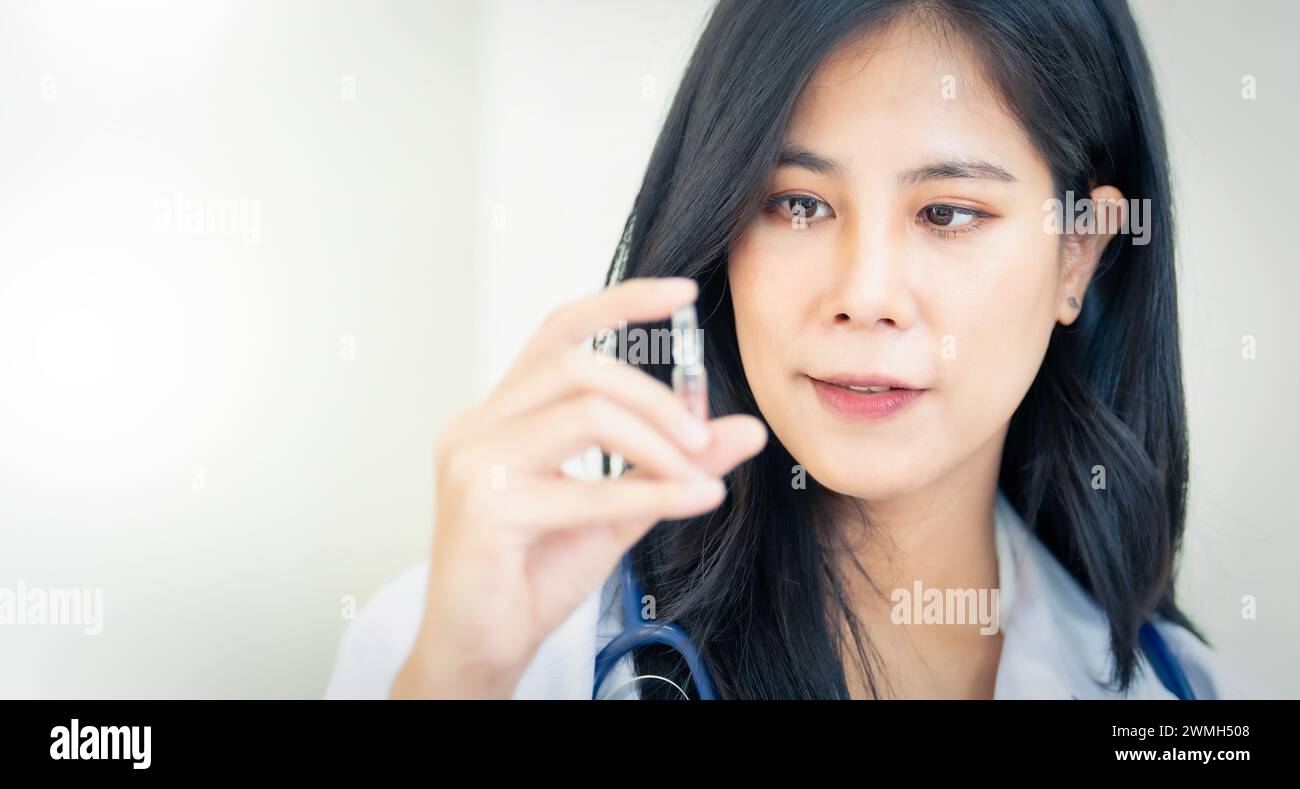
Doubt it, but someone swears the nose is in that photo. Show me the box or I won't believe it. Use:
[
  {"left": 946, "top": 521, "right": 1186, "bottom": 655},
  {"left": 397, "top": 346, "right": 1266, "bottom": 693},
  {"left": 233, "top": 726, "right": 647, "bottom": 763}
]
[{"left": 823, "top": 212, "right": 918, "bottom": 331}]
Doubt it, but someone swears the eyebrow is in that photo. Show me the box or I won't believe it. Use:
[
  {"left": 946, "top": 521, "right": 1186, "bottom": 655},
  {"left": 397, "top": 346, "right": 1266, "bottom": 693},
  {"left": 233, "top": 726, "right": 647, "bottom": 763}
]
[
  {"left": 898, "top": 159, "right": 1017, "bottom": 186},
  {"left": 775, "top": 143, "right": 845, "bottom": 177},
  {"left": 775, "top": 143, "right": 1017, "bottom": 185}
]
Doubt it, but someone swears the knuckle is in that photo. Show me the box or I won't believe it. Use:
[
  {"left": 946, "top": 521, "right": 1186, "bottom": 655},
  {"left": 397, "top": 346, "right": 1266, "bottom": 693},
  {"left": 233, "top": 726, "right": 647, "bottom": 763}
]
[
  {"left": 436, "top": 434, "right": 481, "bottom": 487},
  {"left": 436, "top": 446, "right": 468, "bottom": 485},
  {"left": 574, "top": 393, "right": 615, "bottom": 428},
  {"left": 564, "top": 349, "right": 597, "bottom": 388},
  {"left": 433, "top": 433, "right": 456, "bottom": 473},
  {"left": 434, "top": 413, "right": 471, "bottom": 467},
  {"left": 540, "top": 306, "right": 570, "bottom": 336}
]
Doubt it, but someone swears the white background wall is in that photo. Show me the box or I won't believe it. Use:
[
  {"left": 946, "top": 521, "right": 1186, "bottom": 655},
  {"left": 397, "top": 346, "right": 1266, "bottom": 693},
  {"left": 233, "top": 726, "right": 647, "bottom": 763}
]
[
  {"left": 0, "top": 0, "right": 1294, "bottom": 698},
  {"left": 0, "top": 0, "right": 480, "bottom": 697},
  {"left": 1135, "top": 0, "right": 1299, "bottom": 697}
]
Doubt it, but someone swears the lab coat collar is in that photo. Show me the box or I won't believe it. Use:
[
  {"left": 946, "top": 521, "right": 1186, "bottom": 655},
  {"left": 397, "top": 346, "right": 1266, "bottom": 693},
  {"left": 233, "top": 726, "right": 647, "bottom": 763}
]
[
  {"left": 990, "top": 487, "right": 1079, "bottom": 699},
  {"left": 571, "top": 487, "right": 1175, "bottom": 700},
  {"left": 990, "top": 488, "right": 1175, "bottom": 699}
]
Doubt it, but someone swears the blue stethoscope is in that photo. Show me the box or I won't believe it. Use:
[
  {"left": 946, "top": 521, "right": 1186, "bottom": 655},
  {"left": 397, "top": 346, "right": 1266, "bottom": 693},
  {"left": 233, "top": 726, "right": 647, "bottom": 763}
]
[{"left": 593, "top": 551, "right": 1196, "bottom": 699}]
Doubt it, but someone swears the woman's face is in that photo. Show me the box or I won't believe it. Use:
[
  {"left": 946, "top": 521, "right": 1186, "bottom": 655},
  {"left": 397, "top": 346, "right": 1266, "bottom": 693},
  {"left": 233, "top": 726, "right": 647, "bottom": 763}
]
[{"left": 729, "top": 21, "right": 1107, "bottom": 507}]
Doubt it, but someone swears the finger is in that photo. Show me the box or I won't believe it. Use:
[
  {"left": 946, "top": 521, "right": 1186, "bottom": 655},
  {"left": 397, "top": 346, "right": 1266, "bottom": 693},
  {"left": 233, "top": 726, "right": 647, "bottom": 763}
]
[
  {"left": 521, "top": 277, "right": 698, "bottom": 358},
  {"left": 505, "top": 467, "right": 686, "bottom": 626},
  {"left": 687, "top": 414, "right": 770, "bottom": 476},
  {"left": 485, "top": 347, "right": 711, "bottom": 453},
  {"left": 514, "top": 472, "right": 727, "bottom": 532},
  {"left": 483, "top": 393, "right": 710, "bottom": 481}
]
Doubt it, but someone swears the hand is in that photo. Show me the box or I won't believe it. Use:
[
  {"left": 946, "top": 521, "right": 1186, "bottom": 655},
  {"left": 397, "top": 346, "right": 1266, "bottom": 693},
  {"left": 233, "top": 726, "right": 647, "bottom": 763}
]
[{"left": 390, "top": 277, "right": 768, "bottom": 698}]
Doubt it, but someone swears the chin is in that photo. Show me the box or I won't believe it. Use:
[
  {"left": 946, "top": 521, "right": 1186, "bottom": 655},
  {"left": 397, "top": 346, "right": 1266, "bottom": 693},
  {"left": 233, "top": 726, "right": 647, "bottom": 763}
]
[
  {"left": 822, "top": 474, "right": 919, "bottom": 502},
  {"left": 791, "top": 450, "right": 927, "bottom": 502}
]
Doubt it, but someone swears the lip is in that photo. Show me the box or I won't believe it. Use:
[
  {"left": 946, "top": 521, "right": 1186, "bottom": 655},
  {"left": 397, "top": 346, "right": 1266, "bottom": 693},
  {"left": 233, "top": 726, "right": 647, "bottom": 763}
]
[
  {"left": 813, "top": 373, "right": 921, "bottom": 390},
  {"left": 808, "top": 375, "right": 927, "bottom": 421}
]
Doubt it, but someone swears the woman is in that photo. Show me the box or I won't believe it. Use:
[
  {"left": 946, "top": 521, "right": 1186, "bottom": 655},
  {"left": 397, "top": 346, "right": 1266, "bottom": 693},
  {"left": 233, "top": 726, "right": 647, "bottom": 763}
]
[{"left": 326, "top": 0, "right": 1261, "bottom": 699}]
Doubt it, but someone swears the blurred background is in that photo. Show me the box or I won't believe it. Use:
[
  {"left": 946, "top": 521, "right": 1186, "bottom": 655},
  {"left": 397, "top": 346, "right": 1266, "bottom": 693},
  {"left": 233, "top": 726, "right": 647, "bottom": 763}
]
[{"left": 0, "top": 0, "right": 1295, "bottom": 698}]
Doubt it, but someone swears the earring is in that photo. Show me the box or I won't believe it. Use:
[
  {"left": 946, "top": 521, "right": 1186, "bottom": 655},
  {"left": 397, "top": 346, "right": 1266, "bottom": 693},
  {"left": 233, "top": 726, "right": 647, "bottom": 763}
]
[{"left": 1067, "top": 296, "right": 1080, "bottom": 309}]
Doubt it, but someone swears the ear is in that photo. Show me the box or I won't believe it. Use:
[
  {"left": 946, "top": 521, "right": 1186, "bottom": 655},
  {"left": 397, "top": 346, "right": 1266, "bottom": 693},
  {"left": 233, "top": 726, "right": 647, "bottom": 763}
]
[{"left": 1057, "top": 185, "right": 1125, "bottom": 327}]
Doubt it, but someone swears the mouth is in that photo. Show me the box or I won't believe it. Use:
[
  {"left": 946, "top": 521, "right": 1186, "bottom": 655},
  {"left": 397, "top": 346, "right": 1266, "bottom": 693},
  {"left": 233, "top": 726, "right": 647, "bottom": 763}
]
[{"left": 807, "top": 374, "right": 927, "bottom": 421}]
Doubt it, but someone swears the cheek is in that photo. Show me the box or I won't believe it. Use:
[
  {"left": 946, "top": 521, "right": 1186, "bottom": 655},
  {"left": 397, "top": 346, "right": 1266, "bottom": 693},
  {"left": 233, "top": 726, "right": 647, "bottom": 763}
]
[
  {"left": 938, "top": 230, "right": 1060, "bottom": 421},
  {"left": 727, "top": 234, "right": 810, "bottom": 386}
]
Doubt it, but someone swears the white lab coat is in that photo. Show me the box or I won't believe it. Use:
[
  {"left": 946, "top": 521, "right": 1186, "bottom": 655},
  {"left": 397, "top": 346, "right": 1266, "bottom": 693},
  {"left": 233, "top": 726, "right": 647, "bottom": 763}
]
[{"left": 324, "top": 488, "right": 1265, "bottom": 699}]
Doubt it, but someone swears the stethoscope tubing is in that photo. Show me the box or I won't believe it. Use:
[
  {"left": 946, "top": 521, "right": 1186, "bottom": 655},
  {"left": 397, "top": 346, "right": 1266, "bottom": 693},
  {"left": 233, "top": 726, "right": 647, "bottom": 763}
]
[{"left": 594, "top": 551, "right": 1196, "bottom": 700}]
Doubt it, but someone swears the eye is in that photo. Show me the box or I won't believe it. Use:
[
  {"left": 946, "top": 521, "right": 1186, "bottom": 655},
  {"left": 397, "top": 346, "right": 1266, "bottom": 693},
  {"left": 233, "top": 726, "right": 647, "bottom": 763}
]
[
  {"left": 917, "top": 204, "right": 991, "bottom": 237},
  {"left": 763, "top": 193, "right": 835, "bottom": 225}
]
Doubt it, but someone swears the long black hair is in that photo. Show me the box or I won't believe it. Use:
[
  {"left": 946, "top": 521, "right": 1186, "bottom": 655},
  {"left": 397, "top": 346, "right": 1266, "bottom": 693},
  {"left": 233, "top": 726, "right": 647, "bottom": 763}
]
[{"left": 601, "top": 0, "right": 1200, "bottom": 698}]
